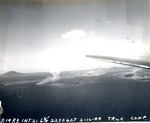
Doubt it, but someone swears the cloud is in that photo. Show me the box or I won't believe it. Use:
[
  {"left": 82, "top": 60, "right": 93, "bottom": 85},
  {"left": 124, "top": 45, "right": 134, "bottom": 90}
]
[{"left": 61, "top": 29, "right": 87, "bottom": 39}]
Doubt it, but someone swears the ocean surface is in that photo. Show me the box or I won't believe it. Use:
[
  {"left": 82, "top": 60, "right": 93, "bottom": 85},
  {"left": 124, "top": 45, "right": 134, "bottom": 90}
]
[{"left": 0, "top": 68, "right": 150, "bottom": 122}]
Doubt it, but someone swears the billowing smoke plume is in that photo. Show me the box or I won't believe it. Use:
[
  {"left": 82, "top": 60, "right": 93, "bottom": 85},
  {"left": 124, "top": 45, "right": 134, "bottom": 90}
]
[
  {"left": 35, "top": 72, "right": 60, "bottom": 85},
  {"left": 35, "top": 68, "right": 105, "bottom": 85}
]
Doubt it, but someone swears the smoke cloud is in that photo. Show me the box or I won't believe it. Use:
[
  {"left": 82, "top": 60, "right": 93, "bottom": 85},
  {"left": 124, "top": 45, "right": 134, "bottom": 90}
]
[
  {"left": 35, "top": 72, "right": 60, "bottom": 85},
  {"left": 35, "top": 68, "right": 105, "bottom": 85}
]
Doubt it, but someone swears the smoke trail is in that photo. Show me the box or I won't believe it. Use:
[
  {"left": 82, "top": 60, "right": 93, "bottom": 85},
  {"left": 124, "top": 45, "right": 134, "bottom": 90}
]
[
  {"left": 35, "top": 68, "right": 105, "bottom": 85},
  {"left": 35, "top": 72, "right": 60, "bottom": 85}
]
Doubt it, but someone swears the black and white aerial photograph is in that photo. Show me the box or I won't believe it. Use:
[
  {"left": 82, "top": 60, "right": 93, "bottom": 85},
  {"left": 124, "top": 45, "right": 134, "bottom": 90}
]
[{"left": 0, "top": 0, "right": 150, "bottom": 122}]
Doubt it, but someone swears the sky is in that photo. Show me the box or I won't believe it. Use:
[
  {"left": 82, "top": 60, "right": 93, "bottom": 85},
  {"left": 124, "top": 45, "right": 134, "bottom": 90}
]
[{"left": 0, "top": 0, "right": 150, "bottom": 73}]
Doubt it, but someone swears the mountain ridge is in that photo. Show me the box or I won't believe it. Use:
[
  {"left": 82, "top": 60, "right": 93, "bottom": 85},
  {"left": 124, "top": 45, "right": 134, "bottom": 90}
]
[{"left": 2, "top": 71, "right": 25, "bottom": 77}]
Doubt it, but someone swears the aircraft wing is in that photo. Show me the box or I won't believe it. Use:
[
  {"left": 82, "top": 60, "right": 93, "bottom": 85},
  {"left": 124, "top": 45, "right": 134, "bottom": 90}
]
[{"left": 86, "top": 55, "right": 150, "bottom": 70}]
